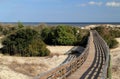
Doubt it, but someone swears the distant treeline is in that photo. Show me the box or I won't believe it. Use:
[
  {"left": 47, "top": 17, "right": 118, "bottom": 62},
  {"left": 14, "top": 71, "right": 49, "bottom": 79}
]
[{"left": 0, "top": 22, "right": 89, "bottom": 57}]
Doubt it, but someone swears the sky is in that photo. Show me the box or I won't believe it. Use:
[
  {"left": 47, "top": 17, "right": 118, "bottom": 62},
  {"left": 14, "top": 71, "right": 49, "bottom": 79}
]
[{"left": 0, "top": 0, "right": 120, "bottom": 22}]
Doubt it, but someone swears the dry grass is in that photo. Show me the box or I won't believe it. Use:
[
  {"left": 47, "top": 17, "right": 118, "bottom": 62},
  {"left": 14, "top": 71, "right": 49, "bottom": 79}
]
[{"left": 8, "top": 61, "right": 48, "bottom": 77}]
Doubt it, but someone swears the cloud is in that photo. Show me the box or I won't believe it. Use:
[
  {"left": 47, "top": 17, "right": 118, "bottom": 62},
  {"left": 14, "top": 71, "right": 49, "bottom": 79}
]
[
  {"left": 76, "top": 1, "right": 102, "bottom": 7},
  {"left": 106, "top": 1, "right": 120, "bottom": 7},
  {"left": 88, "top": 1, "right": 102, "bottom": 6},
  {"left": 76, "top": 1, "right": 120, "bottom": 8}
]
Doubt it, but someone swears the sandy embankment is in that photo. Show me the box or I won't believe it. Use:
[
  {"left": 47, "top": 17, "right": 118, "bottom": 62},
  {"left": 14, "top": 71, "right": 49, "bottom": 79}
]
[
  {"left": 47, "top": 46, "right": 74, "bottom": 55},
  {"left": 110, "top": 38, "right": 120, "bottom": 79},
  {"left": 0, "top": 45, "right": 73, "bottom": 79}
]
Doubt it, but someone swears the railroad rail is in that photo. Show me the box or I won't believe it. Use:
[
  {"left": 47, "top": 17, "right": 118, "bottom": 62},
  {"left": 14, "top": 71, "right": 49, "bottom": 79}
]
[{"left": 34, "top": 30, "right": 110, "bottom": 79}]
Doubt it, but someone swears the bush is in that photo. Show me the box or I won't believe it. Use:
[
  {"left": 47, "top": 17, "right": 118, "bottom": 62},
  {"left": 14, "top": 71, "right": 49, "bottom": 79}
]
[
  {"left": 109, "top": 39, "right": 118, "bottom": 48},
  {"left": 41, "top": 25, "right": 89, "bottom": 46},
  {"left": 2, "top": 28, "right": 50, "bottom": 56},
  {"left": 17, "top": 22, "right": 24, "bottom": 28},
  {"left": 94, "top": 26, "right": 118, "bottom": 48},
  {"left": 0, "top": 25, "right": 17, "bottom": 35},
  {"left": 110, "top": 30, "right": 120, "bottom": 38},
  {"left": 79, "top": 34, "right": 89, "bottom": 47}
]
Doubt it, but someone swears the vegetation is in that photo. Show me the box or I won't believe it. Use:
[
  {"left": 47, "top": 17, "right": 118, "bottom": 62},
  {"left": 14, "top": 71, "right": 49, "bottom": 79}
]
[
  {"left": 41, "top": 25, "right": 89, "bottom": 46},
  {"left": 1, "top": 28, "right": 50, "bottom": 56},
  {"left": 0, "top": 22, "right": 26, "bottom": 36},
  {"left": 94, "top": 26, "right": 119, "bottom": 48},
  {"left": 17, "top": 22, "right": 24, "bottom": 28},
  {"left": 0, "top": 24, "right": 17, "bottom": 35},
  {"left": 1, "top": 23, "right": 119, "bottom": 57},
  {"left": 109, "top": 29, "right": 120, "bottom": 38},
  {"left": 0, "top": 23, "right": 89, "bottom": 57}
]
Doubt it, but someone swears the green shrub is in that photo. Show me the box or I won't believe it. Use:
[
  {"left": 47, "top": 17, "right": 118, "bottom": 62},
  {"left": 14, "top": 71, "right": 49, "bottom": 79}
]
[
  {"left": 2, "top": 28, "right": 50, "bottom": 57},
  {"left": 0, "top": 24, "right": 17, "bottom": 35},
  {"left": 17, "top": 22, "right": 24, "bottom": 28},
  {"left": 41, "top": 25, "right": 88, "bottom": 46},
  {"left": 110, "top": 30, "right": 120, "bottom": 38}
]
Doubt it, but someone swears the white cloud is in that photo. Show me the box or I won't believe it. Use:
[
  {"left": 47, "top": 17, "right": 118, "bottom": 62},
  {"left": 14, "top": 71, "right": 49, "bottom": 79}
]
[
  {"left": 76, "top": 1, "right": 103, "bottom": 7},
  {"left": 106, "top": 1, "right": 120, "bottom": 7},
  {"left": 88, "top": 1, "right": 102, "bottom": 6}
]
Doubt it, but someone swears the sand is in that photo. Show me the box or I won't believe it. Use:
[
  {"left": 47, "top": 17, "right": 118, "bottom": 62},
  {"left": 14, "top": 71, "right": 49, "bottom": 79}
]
[
  {"left": 0, "top": 46, "right": 73, "bottom": 79},
  {"left": 0, "top": 36, "right": 74, "bottom": 79},
  {"left": 110, "top": 38, "right": 120, "bottom": 79},
  {"left": 47, "top": 46, "right": 74, "bottom": 55}
]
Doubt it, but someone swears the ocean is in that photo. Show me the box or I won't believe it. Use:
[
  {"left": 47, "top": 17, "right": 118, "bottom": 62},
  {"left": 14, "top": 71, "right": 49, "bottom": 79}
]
[{"left": 1, "top": 22, "right": 120, "bottom": 27}]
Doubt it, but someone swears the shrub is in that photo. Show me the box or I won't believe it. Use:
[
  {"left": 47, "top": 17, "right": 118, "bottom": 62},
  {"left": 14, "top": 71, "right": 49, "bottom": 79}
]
[
  {"left": 94, "top": 26, "right": 118, "bottom": 48},
  {"left": 110, "top": 30, "right": 120, "bottom": 38},
  {"left": 2, "top": 28, "right": 50, "bottom": 56},
  {"left": 41, "top": 25, "right": 88, "bottom": 46},
  {"left": 17, "top": 22, "right": 24, "bottom": 28}
]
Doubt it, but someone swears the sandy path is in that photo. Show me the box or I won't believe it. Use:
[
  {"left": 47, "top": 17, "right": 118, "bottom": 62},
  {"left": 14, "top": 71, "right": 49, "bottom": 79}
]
[{"left": 110, "top": 38, "right": 120, "bottom": 79}]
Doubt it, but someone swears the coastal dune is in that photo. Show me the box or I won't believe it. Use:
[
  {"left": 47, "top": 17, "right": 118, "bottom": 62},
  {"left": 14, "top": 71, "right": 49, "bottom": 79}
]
[
  {"left": 111, "top": 38, "right": 120, "bottom": 79},
  {"left": 0, "top": 46, "right": 73, "bottom": 79}
]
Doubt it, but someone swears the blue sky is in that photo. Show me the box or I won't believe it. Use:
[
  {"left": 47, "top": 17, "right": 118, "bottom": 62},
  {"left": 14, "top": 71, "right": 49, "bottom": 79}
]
[{"left": 0, "top": 0, "right": 120, "bottom": 22}]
